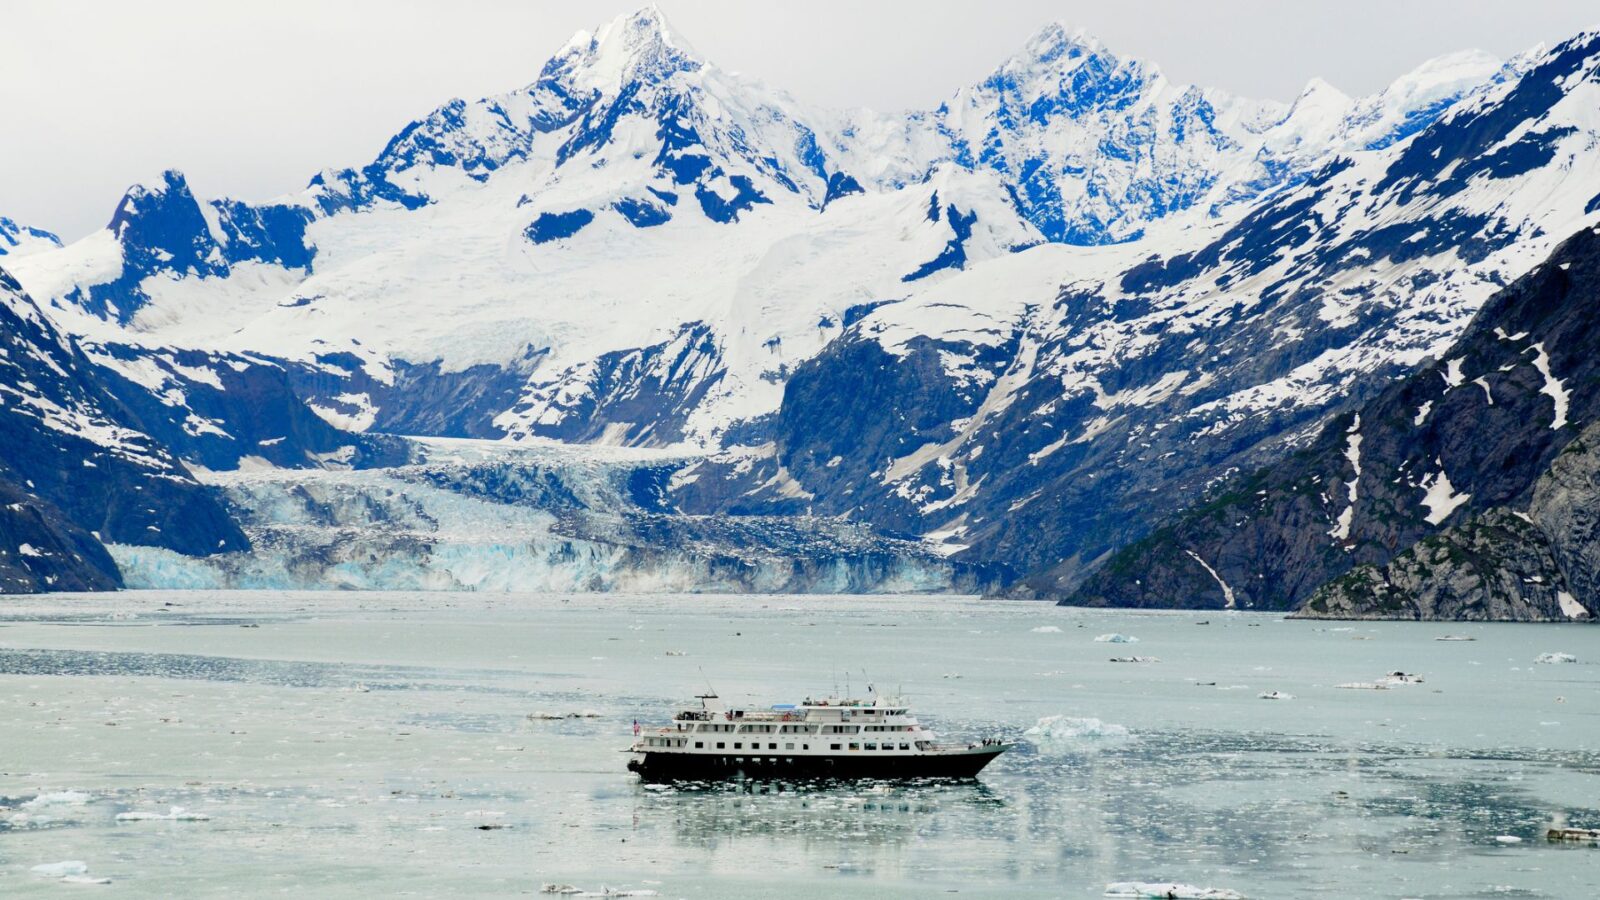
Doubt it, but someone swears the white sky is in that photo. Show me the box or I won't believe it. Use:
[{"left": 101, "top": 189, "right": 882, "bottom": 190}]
[{"left": 3, "top": 0, "right": 1596, "bottom": 242}]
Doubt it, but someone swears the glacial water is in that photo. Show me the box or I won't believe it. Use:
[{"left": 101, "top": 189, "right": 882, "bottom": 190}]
[{"left": 1, "top": 592, "right": 1597, "bottom": 898}]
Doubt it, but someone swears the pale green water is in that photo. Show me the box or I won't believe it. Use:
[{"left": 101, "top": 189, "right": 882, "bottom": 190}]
[{"left": 1, "top": 592, "right": 1597, "bottom": 898}]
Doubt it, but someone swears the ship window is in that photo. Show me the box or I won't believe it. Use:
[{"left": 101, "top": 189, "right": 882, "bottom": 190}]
[
  {"left": 768, "top": 743, "right": 777, "bottom": 750},
  {"left": 849, "top": 743, "right": 859, "bottom": 751},
  {"left": 785, "top": 743, "right": 794, "bottom": 750},
  {"left": 803, "top": 744, "right": 809, "bottom": 750},
  {"left": 695, "top": 742, "right": 704, "bottom": 749},
  {"left": 716, "top": 742, "right": 725, "bottom": 749},
  {"left": 864, "top": 743, "right": 877, "bottom": 751},
  {"left": 734, "top": 742, "right": 742, "bottom": 749},
  {"left": 900, "top": 743, "right": 910, "bottom": 750},
  {"left": 830, "top": 743, "right": 841, "bottom": 751}
]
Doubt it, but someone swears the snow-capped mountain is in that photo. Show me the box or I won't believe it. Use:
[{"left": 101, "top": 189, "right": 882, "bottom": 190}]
[
  {"left": 7, "top": 8, "right": 1596, "bottom": 605},
  {"left": 0, "top": 216, "right": 61, "bottom": 258},
  {"left": 723, "top": 26, "right": 1600, "bottom": 598},
  {"left": 0, "top": 266, "right": 245, "bottom": 591},
  {"left": 8, "top": 8, "right": 1504, "bottom": 453},
  {"left": 1073, "top": 221, "right": 1600, "bottom": 618}
]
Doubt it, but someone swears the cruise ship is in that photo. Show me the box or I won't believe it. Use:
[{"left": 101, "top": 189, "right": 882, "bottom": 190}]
[{"left": 626, "top": 690, "right": 1010, "bottom": 781}]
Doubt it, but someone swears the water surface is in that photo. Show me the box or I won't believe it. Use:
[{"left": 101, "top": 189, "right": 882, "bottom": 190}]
[{"left": 1, "top": 592, "right": 1596, "bottom": 897}]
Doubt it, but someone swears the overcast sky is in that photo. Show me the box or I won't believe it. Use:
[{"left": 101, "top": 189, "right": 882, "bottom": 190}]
[{"left": 3, "top": 0, "right": 1596, "bottom": 242}]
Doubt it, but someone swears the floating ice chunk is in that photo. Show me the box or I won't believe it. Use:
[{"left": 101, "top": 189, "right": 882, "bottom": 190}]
[
  {"left": 528, "top": 710, "right": 604, "bottom": 720},
  {"left": 1535, "top": 652, "right": 1577, "bottom": 664},
  {"left": 1335, "top": 682, "right": 1390, "bottom": 690},
  {"left": 541, "top": 886, "right": 582, "bottom": 895},
  {"left": 941, "top": 672, "right": 963, "bottom": 679},
  {"left": 23, "top": 790, "right": 93, "bottom": 808},
  {"left": 116, "top": 806, "right": 210, "bottom": 822},
  {"left": 32, "top": 861, "right": 90, "bottom": 877},
  {"left": 664, "top": 650, "right": 688, "bottom": 656},
  {"left": 1435, "top": 634, "right": 1475, "bottom": 641},
  {"left": 1105, "top": 882, "right": 1245, "bottom": 899},
  {"left": 1494, "top": 835, "right": 1522, "bottom": 844},
  {"left": 1258, "top": 690, "right": 1294, "bottom": 700},
  {"left": 1547, "top": 827, "right": 1600, "bottom": 842},
  {"left": 1109, "top": 656, "right": 1159, "bottom": 663},
  {"left": 1031, "top": 625, "right": 1063, "bottom": 633},
  {"left": 1025, "top": 715, "right": 1131, "bottom": 743},
  {"left": 1095, "top": 633, "right": 1140, "bottom": 643},
  {"left": 1378, "top": 671, "right": 1425, "bottom": 685}
]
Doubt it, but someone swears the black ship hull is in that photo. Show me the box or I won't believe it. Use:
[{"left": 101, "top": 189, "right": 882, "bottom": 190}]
[{"left": 627, "top": 746, "right": 1007, "bottom": 782}]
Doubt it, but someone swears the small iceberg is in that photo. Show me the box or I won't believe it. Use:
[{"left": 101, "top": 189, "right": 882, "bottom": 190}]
[
  {"left": 33, "top": 861, "right": 90, "bottom": 877},
  {"left": 1031, "top": 625, "right": 1063, "bottom": 633},
  {"left": 1547, "top": 827, "right": 1600, "bottom": 842},
  {"left": 22, "top": 790, "right": 93, "bottom": 809},
  {"left": 1494, "top": 835, "right": 1523, "bottom": 844},
  {"left": 1105, "top": 882, "right": 1244, "bottom": 899},
  {"left": 1257, "top": 690, "right": 1294, "bottom": 700},
  {"left": 1109, "top": 655, "right": 1160, "bottom": 663},
  {"left": 1025, "top": 715, "right": 1130, "bottom": 742},
  {"left": 1379, "top": 671, "right": 1424, "bottom": 685},
  {"left": 1095, "top": 633, "right": 1140, "bottom": 643},
  {"left": 1535, "top": 652, "right": 1577, "bottom": 664},
  {"left": 528, "top": 710, "right": 605, "bottom": 721},
  {"left": 664, "top": 650, "right": 688, "bottom": 657},
  {"left": 1335, "top": 682, "right": 1390, "bottom": 690},
  {"left": 116, "top": 806, "right": 210, "bottom": 822},
  {"left": 1436, "top": 634, "right": 1475, "bottom": 641}
]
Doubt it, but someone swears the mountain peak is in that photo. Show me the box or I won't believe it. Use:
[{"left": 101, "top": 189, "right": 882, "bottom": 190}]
[
  {"left": 576, "top": 4, "right": 701, "bottom": 89},
  {"left": 1022, "top": 21, "right": 1108, "bottom": 62}
]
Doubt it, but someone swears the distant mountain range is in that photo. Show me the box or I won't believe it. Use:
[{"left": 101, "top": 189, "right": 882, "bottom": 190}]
[{"left": 3, "top": 8, "right": 1598, "bottom": 617}]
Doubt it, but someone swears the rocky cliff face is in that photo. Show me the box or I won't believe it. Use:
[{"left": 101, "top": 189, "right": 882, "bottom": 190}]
[
  {"left": 1068, "top": 223, "right": 1600, "bottom": 615},
  {"left": 0, "top": 268, "right": 246, "bottom": 592},
  {"left": 1301, "top": 420, "right": 1600, "bottom": 621}
]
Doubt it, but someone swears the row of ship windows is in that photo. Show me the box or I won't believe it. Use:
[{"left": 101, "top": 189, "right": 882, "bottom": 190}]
[
  {"left": 686, "top": 723, "right": 917, "bottom": 735},
  {"left": 645, "top": 738, "right": 917, "bottom": 751}
]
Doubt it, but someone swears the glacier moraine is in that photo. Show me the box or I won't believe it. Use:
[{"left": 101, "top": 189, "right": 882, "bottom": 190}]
[{"left": 2, "top": 592, "right": 1597, "bottom": 898}]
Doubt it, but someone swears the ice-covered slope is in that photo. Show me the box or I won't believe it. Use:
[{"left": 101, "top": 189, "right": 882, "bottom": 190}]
[
  {"left": 735, "top": 29, "right": 1600, "bottom": 597},
  {"left": 0, "top": 266, "right": 246, "bottom": 592},
  {"left": 1072, "top": 222, "right": 1600, "bottom": 618},
  {"left": 0, "top": 216, "right": 61, "bottom": 258},
  {"left": 8, "top": 8, "right": 1504, "bottom": 455},
  {"left": 11, "top": 8, "right": 1580, "bottom": 600}
]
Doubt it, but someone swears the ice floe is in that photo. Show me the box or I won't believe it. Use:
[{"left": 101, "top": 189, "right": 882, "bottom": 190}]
[
  {"left": 1109, "top": 655, "right": 1160, "bottom": 663},
  {"left": 1535, "top": 652, "right": 1577, "bottom": 664},
  {"left": 22, "top": 790, "right": 93, "bottom": 809},
  {"left": 116, "top": 806, "right": 211, "bottom": 822},
  {"left": 32, "top": 860, "right": 108, "bottom": 882},
  {"left": 1257, "top": 690, "right": 1294, "bottom": 700},
  {"left": 1025, "top": 715, "right": 1131, "bottom": 743},
  {"left": 540, "top": 886, "right": 659, "bottom": 898},
  {"left": 528, "top": 710, "right": 605, "bottom": 720},
  {"left": 1105, "top": 882, "right": 1244, "bottom": 899},
  {"left": 1031, "top": 625, "right": 1063, "bottom": 633},
  {"left": 1094, "top": 633, "right": 1140, "bottom": 643}
]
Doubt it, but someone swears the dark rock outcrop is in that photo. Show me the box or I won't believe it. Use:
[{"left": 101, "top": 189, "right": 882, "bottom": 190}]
[
  {"left": 1068, "top": 224, "right": 1600, "bottom": 616},
  {"left": 0, "top": 268, "right": 246, "bottom": 592}
]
